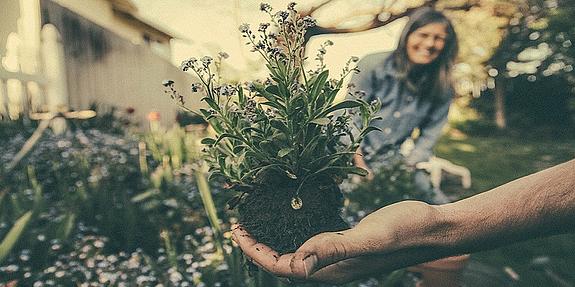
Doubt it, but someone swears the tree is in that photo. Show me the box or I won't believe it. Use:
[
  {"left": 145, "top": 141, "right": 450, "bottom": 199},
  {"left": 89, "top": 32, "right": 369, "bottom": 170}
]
[{"left": 487, "top": 0, "right": 575, "bottom": 129}]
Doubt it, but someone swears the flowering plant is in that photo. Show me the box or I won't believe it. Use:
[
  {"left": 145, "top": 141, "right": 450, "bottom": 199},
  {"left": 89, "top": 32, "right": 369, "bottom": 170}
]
[{"left": 166, "top": 3, "right": 380, "bottom": 253}]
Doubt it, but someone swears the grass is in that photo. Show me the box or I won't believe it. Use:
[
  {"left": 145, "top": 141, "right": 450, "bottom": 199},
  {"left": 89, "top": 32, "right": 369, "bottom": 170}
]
[{"left": 434, "top": 127, "right": 575, "bottom": 286}]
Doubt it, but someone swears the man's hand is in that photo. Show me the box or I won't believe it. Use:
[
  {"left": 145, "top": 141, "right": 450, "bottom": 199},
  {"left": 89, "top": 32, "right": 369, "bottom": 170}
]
[
  {"left": 232, "top": 201, "right": 442, "bottom": 284},
  {"left": 231, "top": 159, "right": 575, "bottom": 284},
  {"left": 232, "top": 225, "right": 376, "bottom": 284}
]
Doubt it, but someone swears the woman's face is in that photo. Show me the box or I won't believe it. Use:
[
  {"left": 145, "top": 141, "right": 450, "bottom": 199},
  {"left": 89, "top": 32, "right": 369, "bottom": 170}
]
[{"left": 406, "top": 23, "right": 447, "bottom": 65}]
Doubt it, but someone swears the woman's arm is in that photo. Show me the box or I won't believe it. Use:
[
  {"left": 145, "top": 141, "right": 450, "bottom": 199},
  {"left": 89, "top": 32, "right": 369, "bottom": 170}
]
[
  {"left": 353, "top": 147, "right": 373, "bottom": 180},
  {"left": 233, "top": 159, "right": 575, "bottom": 284}
]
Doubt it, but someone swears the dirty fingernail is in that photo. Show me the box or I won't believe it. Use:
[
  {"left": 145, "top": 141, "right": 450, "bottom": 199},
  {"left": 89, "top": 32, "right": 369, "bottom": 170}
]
[{"left": 303, "top": 255, "right": 317, "bottom": 277}]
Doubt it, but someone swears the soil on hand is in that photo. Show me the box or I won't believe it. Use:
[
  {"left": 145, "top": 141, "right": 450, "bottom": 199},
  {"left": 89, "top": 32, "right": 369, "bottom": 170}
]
[{"left": 238, "top": 177, "right": 348, "bottom": 254}]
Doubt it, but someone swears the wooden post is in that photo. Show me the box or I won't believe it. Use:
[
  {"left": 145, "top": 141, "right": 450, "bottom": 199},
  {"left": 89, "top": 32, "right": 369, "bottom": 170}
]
[
  {"left": 19, "top": 0, "right": 42, "bottom": 114},
  {"left": 18, "top": 0, "right": 41, "bottom": 75},
  {"left": 20, "top": 80, "right": 30, "bottom": 119},
  {"left": 494, "top": 77, "right": 507, "bottom": 129},
  {"left": 41, "top": 24, "right": 68, "bottom": 134}
]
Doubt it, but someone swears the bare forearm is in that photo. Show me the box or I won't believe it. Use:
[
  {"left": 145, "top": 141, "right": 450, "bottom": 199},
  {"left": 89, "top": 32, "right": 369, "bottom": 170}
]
[
  {"left": 436, "top": 159, "right": 575, "bottom": 254},
  {"left": 350, "top": 159, "right": 575, "bottom": 271},
  {"left": 275, "top": 160, "right": 575, "bottom": 283}
]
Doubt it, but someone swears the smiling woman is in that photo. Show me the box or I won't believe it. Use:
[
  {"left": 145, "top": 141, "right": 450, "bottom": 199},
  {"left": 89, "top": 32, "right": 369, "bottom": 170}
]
[
  {"left": 351, "top": 7, "right": 459, "bottom": 205},
  {"left": 406, "top": 22, "right": 447, "bottom": 65}
]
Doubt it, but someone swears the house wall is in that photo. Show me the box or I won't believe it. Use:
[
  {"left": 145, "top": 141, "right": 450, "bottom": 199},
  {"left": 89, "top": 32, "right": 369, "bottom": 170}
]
[
  {"left": 41, "top": 0, "right": 201, "bottom": 127},
  {"left": 48, "top": 0, "right": 171, "bottom": 59},
  {"left": 0, "top": 1, "right": 21, "bottom": 58}
]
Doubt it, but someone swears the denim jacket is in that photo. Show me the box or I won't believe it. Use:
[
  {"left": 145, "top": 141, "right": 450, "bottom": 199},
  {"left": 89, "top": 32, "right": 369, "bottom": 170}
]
[{"left": 350, "top": 52, "right": 452, "bottom": 168}]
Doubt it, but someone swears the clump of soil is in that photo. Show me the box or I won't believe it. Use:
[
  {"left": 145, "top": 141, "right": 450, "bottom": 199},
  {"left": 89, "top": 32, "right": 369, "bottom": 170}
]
[{"left": 237, "top": 176, "right": 348, "bottom": 254}]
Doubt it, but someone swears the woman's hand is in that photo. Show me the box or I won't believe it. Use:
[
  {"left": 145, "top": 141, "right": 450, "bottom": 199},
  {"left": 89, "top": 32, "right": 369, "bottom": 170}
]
[{"left": 353, "top": 150, "right": 374, "bottom": 181}]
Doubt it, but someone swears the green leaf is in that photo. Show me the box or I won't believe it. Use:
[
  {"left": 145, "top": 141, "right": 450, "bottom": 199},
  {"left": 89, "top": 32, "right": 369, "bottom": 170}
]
[
  {"left": 285, "top": 169, "right": 298, "bottom": 179},
  {"left": 241, "top": 127, "right": 264, "bottom": 134},
  {"left": 326, "top": 88, "right": 340, "bottom": 106},
  {"left": 299, "top": 135, "right": 326, "bottom": 158},
  {"left": 308, "top": 151, "right": 356, "bottom": 167},
  {"left": 131, "top": 189, "right": 160, "bottom": 202},
  {"left": 314, "top": 166, "right": 368, "bottom": 177},
  {"left": 270, "top": 119, "right": 290, "bottom": 134},
  {"left": 341, "top": 166, "right": 369, "bottom": 176},
  {"left": 259, "top": 140, "right": 274, "bottom": 154},
  {"left": 310, "top": 70, "right": 329, "bottom": 101},
  {"left": 277, "top": 81, "right": 290, "bottom": 99},
  {"left": 260, "top": 101, "right": 285, "bottom": 111},
  {"left": 232, "top": 145, "right": 246, "bottom": 154},
  {"left": 202, "top": 97, "right": 219, "bottom": 111},
  {"left": 319, "top": 100, "right": 362, "bottom": 117},
  {"left": 208, "top": 171, "right": 223, "bottom": 182},
  {"left": 201, "top": 138, "right": 216, "bottom": 145},
  {"left": 271, "top": 132, "right": 288, "bottom": 143},
  {"left": 290, "top": 95, "right": 306, "bottom": 111},
  {"left": 214, "top": 133, "right": 244, "bottom": 146},
  {"left": 247, "top": 163, "right": 284, "bottom": 180},
  {"left": 237, "top": 86, "right": 245, "bottom": 107},
  {"left": 266, "top": 64, "right": 281, "bottom": 80},
  {"left": 199, "top": 108, "right": 212, "bottom": 118},
  {"left": 257, "top": 86, "right": 284, "bottom": 106},
  {"left": 265, "top": 85, "right": 281, "bottom": 97},
  {"left": 218, "top": 156, "right": 227, "bottom": 174},
  {"left": 277, "top": 147, "right": 294, "bottom": 158},
  {"left": 309, "top": 117, "right": 331, "bottom": 125},
  {"left": 56, "top": 213, "right": 76, "bottom": 240},
  {"left": 359, "top": 126, "right": 382, "bottom": 138},
  {"left": 0, "top": 211, "right": 33, "bottom": 264},
  {"left": 194, "top": 169, "right": 225, "bottom": 255},
  {"left": 277, "top": 61, "right": 287, "bottom": 78},
  {"left": 209, "top": 120, "right": 224, "bottom": 134},
  {"left": 28, "top": 165, "right": 44, "bottom": 214}
]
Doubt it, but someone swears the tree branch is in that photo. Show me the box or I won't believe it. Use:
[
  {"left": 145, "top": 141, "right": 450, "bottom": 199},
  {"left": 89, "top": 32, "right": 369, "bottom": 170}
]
[{"left": 303, "top": 0, "right": 479, "bottom": 42}]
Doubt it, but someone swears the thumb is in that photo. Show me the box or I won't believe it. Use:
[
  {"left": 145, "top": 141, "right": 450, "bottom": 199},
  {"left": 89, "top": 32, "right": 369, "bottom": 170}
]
[{"left": 289, "top": 231, "right": 357, "bottom": 278}]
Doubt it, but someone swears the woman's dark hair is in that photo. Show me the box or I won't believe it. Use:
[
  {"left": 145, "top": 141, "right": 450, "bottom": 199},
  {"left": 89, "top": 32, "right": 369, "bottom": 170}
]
[{"left": 392, "top": 7, "right": 458, "bottom": 103}]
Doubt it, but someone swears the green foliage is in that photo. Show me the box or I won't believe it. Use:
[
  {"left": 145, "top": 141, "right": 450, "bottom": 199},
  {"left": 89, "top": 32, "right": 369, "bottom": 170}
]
[
  {"left": 0, "top": 125, "right": 230, "bottom": 285},
  {"left": 0, "top": 118, "right": 36, "bottom": 142},
  {"left": 469, "top": 0, "right": 575, "bottom": 129},
  {"left": 168, "top": 4, "right": 381, "bottom": 195},
  {"left": 0, "top": 211, "right": 32, "bottom": 264}
]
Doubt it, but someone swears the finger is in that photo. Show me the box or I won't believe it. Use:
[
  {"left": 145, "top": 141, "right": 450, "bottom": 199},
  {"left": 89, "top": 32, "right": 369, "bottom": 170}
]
[
  {"left": 244, "top": 255, "right": 264, "bottom": 270},
  {"left": 290, "top": 246, "right": 319, "bottom": 278},
  {"left": 232, "top": 226, "right": 295, "bottom": 277},
  {"left": 290, "top": 231, "right": 355, "bottom": 278}
]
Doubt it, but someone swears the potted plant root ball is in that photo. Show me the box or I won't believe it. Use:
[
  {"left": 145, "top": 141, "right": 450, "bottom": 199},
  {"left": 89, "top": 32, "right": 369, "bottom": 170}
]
[{"left": 165, "top": 3, "right": 381, "bottom": 254}]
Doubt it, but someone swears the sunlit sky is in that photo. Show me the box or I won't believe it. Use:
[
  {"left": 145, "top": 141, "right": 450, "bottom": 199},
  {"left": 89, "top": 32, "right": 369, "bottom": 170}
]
[{"left": 132, "top": 0, "right": 406, "bottom": 81}]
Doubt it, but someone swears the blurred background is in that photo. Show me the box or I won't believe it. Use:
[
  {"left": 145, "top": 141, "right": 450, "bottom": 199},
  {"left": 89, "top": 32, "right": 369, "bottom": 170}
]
[{"left": 1, "top": 0, "right": 574, "bottom": 286}]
